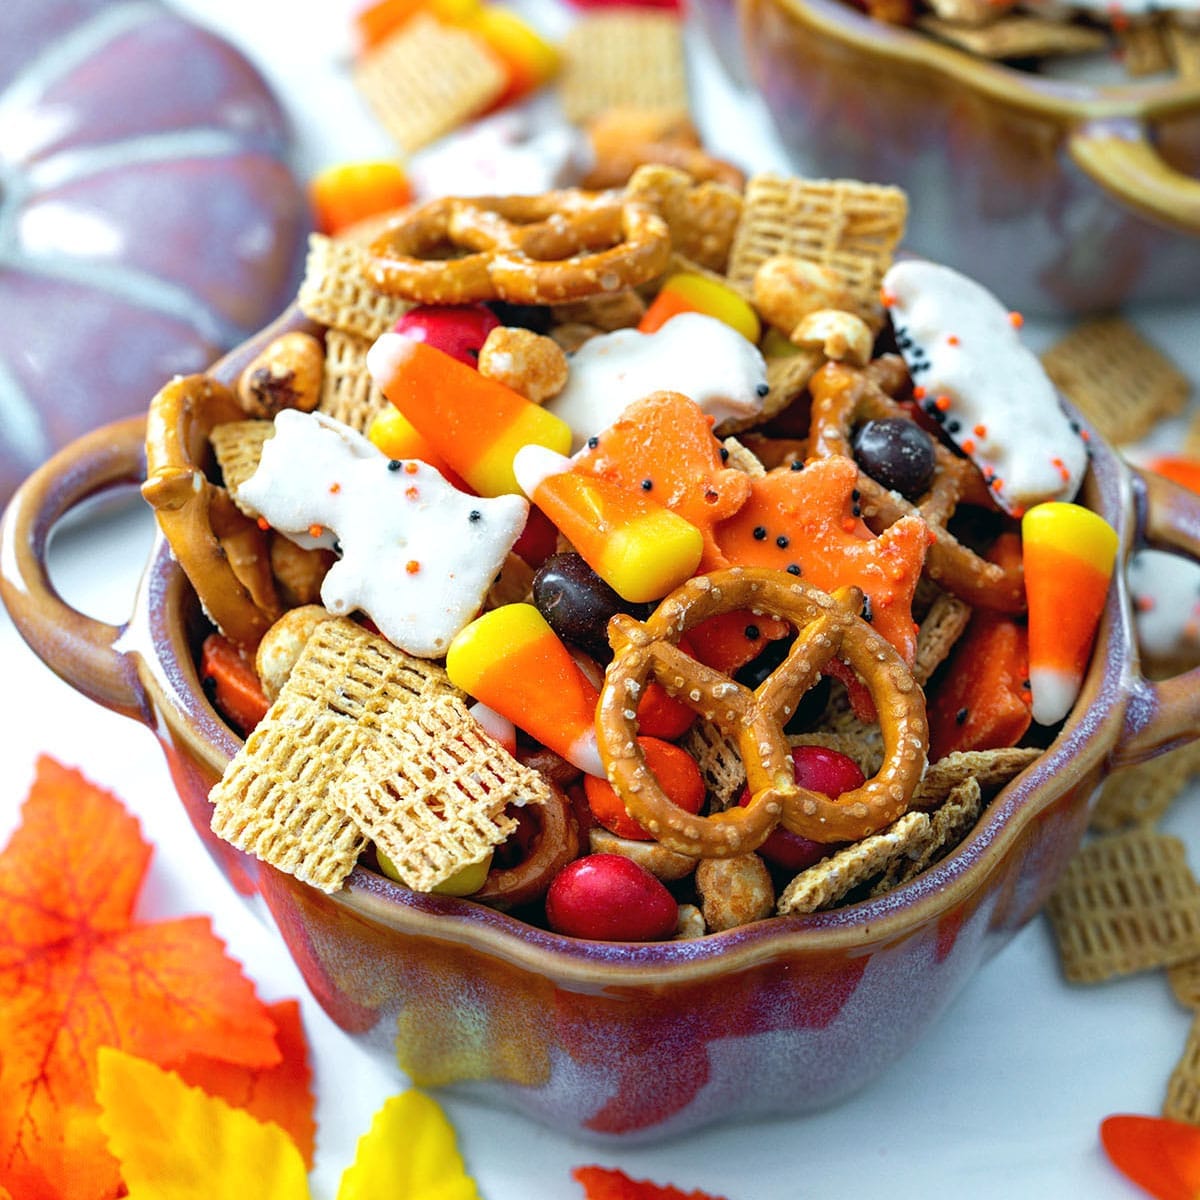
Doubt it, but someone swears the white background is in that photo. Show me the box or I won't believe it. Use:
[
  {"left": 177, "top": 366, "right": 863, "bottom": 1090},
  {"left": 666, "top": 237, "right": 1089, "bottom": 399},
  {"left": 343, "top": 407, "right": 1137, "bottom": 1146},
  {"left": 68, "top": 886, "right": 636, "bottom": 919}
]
[{"left": 3, "top": 1, "right": 1200, "bottom": 1196}]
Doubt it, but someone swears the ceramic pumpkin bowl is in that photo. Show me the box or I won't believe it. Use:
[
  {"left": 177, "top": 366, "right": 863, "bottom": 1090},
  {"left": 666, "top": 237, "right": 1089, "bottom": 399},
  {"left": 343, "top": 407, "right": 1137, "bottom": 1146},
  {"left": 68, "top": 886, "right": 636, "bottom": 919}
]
[
  {"left": 0, "top": 0, "right": 308, "bottom": 501},
  {"left": 5, "top": 307, "right": 1200, "bottom": 1141}
]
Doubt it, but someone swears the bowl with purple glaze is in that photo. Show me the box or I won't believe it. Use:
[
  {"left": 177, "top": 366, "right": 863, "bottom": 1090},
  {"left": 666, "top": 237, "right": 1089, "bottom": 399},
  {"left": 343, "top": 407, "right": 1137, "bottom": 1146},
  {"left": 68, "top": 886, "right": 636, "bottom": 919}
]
[
  {"left": 4, "top": 308, "right": 1200, "bottom": 1141},
  {"left": 722, "top": 0, "right": 1200, "bottom": 315}
]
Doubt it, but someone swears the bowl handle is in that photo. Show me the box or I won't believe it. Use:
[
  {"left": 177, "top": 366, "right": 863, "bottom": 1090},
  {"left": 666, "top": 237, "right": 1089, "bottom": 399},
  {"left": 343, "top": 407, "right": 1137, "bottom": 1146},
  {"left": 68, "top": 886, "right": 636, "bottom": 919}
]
[
  {"left": 1067, "top": 118, "right": 1200, "bottom": 236},
  {"left": 1112, "top": 466, "right": 1200, "bottom": 768},
  {"left": 0, "top": 415, "right": 152, "bottom": 723}
]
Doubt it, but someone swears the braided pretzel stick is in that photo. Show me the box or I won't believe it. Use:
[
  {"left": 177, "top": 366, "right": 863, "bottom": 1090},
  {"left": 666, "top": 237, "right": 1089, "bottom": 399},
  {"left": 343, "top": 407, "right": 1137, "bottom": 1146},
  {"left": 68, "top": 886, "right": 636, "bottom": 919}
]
[
  {"left": 599, "top": 568, "right": 929, "bottom": 857},
  {"left": 808, "top": 359, "right": 1026, "bottom": 613},
  {"left": 142, "top": 374, "right": 281, "bottom": 651},
  {"left": 366, "top": 189, "right": 672, "bottom": 306}
]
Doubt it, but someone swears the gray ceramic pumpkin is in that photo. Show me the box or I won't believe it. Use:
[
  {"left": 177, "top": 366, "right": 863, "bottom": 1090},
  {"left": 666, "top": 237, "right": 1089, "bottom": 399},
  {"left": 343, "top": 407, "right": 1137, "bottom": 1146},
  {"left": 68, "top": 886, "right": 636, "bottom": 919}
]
[{"left": 0, "top": 0, "right": 308, "bottom": 500}]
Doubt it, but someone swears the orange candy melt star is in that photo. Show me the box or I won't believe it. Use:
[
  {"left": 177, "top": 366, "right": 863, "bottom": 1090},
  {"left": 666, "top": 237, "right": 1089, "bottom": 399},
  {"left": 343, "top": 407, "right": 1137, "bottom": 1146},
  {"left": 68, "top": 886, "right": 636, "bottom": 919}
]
[
  {"left": 1101, "top": 1114, "right": 1200, "bottom": 1200},
  {"left": 712, "top": 456, "right": 932, "bottom": 666}
]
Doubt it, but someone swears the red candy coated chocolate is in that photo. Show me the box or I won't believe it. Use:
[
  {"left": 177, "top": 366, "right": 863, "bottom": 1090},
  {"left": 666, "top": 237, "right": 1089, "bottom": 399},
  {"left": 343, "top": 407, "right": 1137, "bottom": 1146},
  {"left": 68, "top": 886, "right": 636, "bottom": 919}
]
[{"left": 545, "top": 854, "right": 678, "bottom": 941}]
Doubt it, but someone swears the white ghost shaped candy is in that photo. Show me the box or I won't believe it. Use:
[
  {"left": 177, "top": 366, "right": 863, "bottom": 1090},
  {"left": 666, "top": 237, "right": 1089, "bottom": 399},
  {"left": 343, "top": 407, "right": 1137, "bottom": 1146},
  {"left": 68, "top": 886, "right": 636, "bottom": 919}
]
[{"left": 237, "top": 410, "right": 527, "bottom": 657}]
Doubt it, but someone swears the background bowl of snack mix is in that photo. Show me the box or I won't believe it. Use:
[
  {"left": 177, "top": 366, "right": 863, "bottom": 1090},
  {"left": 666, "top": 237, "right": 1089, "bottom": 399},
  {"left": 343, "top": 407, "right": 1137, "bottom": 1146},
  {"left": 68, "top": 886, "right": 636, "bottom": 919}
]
[
  {"left": 5, "top": 231, "right": 1200, "bottom": 1139},
  {"left": 722, "top": 0, "right": 1200, "bottom": 315}
]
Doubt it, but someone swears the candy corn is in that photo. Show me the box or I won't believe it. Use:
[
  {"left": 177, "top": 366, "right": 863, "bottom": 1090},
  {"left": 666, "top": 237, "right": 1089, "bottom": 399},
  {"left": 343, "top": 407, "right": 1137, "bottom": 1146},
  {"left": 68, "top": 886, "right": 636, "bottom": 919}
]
[
  {"left": 447, "top": 604, "right": 603, "bottom": 775},
  {"left": 1022, "top": 501, "right": 1118, "bottom": 726},
  {"left": 308, "top": 161, "right": 412, "bottom": 236},
  {"left": 366, "top": 405, "right": 463, "bottom": 485},
  {"left": 463, "top": 6, "right": 559, "bottom": 106},
  {"left": 638, "top": 272, "right": 761, "bottom": 343},
  {"left": 367, "top": 331, "right": 572, "bottom": 496},
  {"left": 513, "top": 445, "right": 704, "bottom": 603}
]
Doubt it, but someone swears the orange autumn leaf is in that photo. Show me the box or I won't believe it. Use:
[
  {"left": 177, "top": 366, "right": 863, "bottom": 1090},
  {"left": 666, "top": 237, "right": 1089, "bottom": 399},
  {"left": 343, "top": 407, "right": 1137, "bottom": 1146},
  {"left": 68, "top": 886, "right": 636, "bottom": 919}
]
[
  {"left": 0, "top": 756, "right": 281, "bottom": 1200},
  {"left": 176, "top": 998, "right": 317, "bottom": 1168},
  {"left": 1100, "top": 1113, "right": 1200, "bottom": 1200},
  {"left": 572, "top": 1166, "right": 731, "bottom": 1200}
]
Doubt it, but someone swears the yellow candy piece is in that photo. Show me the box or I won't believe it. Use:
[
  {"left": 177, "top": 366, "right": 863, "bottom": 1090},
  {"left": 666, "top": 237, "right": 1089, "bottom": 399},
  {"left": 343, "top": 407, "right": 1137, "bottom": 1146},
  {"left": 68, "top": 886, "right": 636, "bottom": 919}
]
[
  {"left": 639, "top": 272, "right": 762, "bottom": 344},
  {"left": 377, "top": 847, "right": 494, "bottom": 895}
]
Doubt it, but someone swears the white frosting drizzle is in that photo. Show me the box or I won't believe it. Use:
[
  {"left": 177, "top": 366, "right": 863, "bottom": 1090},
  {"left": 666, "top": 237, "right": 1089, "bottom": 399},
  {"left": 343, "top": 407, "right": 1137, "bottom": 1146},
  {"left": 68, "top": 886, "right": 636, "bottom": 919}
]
[
  {"left": 1127, "top": 548, "right": 1200, "bottom": 661},
  {"left": 544, "top": 313, "right": 769, "bottom": 452},
  {"left": 237, "top": 410, "right": 527, "bottom": 658},
  {"left": 882, "top": 260, "right": 1088, "bottom": 516}
]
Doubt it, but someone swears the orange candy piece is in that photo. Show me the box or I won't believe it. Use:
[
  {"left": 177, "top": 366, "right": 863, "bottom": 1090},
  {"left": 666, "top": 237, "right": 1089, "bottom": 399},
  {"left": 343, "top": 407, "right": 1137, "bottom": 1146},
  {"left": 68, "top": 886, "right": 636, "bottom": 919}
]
[
  {"left": 573, "top": 390, "right": 753, "bottom": 572},
  {"left": 584, "top": 737, "right": 705, "bottom": 841},
  {"left": 308, "top": 161, "right": 412, "bottom": 236},
  {"left": 927, "top": 535, "right": 1031, "bottom": 760},
  {"left": 712, "top": 456, "right": 932, "bottom": 665},
  {"left": 1100, "top": 1114, "right": 1200, "bottom": 1200}
]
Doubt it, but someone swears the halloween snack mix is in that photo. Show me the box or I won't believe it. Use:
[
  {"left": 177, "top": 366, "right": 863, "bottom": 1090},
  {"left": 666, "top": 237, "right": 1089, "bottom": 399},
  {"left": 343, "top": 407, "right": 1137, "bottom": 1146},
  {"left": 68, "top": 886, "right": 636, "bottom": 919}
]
[{"left": 144, "top": 155, "right": 1120, "bottom": 944}]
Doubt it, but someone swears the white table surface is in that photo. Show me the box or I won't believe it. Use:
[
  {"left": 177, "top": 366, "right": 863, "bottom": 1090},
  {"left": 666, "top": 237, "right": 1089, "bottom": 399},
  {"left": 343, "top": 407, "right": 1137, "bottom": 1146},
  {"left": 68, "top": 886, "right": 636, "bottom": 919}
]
[{"left": 3, "top": 2, "right": 1200, "bottom": 1196}]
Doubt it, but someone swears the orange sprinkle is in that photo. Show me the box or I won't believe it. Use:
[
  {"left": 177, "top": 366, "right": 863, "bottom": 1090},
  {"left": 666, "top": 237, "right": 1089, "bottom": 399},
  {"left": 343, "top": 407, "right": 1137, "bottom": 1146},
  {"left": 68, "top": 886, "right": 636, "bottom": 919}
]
[
  {"left": 947, "top": 334, "right": 960, "bottom": 347},
  {"left": 841, "top": 517, "right": 858, "bottom": 533},
  {"left": 1052, "top": 456, "right": 1070, "bottom": 482},
  {"left": 404, "top": 461, "right": 419, "bottom": 474},
  {"left": 329, "top": 481, "right": 341, "bottom": 494},
  {"left": 257, "top": 516, "right": 270, "bottom": 531},
  {"left": 1136, "top": 595, "right": 1155, "bottom": 612},
  {"left": 973, "top": 424, "right": 987, "bottom": 437},
  {"left": 880, "top": 288, "right": 896, "bottom": 308},
  {"left": 406, "top": 560, "right": 421, "bottom": 574},
  {"left": 1008, "top": 311, "right": 1024, "bottom": 329},
  {"left": 912, "top": 386, "right": 927, "bottom": 400},
  {"left": 989, "top": 478, "right": 1004, "bottom": 491},
  {"left": 1081, "top": 429, "right": 1092, "bottom": 442},
  {"left": 309, "top": 524, "right": 324, "bottom": 539},
  {"left": 405, "top": 486, "right": 419, "bottom": 500},
  {"left": 935, "top": 395, "right": 951, "bottom": 412},
  {"left": 962, "top": 439, "right": 976, "bottom": 454}
]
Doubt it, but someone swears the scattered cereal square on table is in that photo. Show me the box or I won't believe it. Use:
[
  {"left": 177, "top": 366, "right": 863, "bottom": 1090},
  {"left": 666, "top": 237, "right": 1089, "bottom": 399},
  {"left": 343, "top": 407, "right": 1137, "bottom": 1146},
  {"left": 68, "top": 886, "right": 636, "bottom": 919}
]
[
  {"left": 1165, "top": 1011, "right": 1200, "bottom": 1124},
  {"left": 1041, "top": 316, "right": 1191, "bottom": 445},
  {"left": 353, "top": 13, "right": 507, "bottom": 153},
  {"left": 1046, "top": 828, "right": 1200, "bottom": 983},
  {"left": 558, "top": 11, "right": 689, "bottom": 125},
  {"left": 1090, "top": 741, "right": 1200, "bottom": 834}
]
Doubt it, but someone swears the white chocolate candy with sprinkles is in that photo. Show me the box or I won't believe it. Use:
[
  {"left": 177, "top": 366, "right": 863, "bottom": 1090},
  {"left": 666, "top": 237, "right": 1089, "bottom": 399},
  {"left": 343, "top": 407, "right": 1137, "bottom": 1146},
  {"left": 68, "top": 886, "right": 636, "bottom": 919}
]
[
  {"left": 544, "top": 312, "right": 768, "bottom": 452},
  {"left": 882, "top": 260, "right": 1088, "bottom": 517},
  {"left": 237, "top": 410, "right": 527, "bottom": 657},
  {"left": 1128, "top": 548, "right": 1200, "bottom": 663}
]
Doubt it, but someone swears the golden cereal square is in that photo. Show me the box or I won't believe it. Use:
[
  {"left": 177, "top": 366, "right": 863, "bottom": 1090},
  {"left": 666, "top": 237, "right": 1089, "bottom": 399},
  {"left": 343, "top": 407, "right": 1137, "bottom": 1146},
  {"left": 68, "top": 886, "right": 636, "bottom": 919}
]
[
  {"left": 559, "top": 11, "right": 689, "bottom": 124},
  {"left": 353, "top": 14, "right": 507, "bottom": 153},
  {"left": 1046, "top": 829, "right": 1200, "bottom": 983}
]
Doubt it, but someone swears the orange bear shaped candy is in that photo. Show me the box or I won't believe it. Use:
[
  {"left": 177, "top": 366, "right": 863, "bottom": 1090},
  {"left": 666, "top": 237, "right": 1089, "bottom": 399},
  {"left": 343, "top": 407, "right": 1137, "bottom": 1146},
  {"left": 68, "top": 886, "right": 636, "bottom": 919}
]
[
  {"left": 713, "top": 455, "right": 932, "bottom": 666},
  {"left": 572, "top": 390, "right": 753, "bottom": 572}
]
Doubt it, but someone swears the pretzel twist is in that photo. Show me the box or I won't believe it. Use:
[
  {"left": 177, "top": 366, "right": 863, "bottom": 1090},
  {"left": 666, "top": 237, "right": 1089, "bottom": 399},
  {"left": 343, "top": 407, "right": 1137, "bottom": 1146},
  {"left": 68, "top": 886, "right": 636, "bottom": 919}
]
[
  {"left": 365, "top": 190, "right": 672, "bottom": 306},
  {"left": 598, "top": 568, "right": 929, "bottom": 857},
  {"left": 808, "top": 359, "right": 1026, "bottom": 613},
  {"left": 142, "top": 374, "right": 281, "bottom": 651}
]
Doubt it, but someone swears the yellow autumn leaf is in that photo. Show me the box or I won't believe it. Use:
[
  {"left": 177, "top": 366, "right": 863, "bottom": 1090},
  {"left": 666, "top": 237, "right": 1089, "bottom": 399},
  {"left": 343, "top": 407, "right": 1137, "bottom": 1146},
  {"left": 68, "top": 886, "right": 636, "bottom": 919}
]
[
  {"left": 337, "top": 1089, "right": 482, "bottom": 1200},
  {"left": 94, "top": 1046, "right": 311, "bottom": 1200}
]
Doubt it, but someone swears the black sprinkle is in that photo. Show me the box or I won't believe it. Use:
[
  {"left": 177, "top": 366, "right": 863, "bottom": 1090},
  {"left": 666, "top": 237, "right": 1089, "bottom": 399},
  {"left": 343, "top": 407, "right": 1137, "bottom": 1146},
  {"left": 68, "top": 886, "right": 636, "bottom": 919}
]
[
  {"left": 756, "top": 383, "right": 770, "bottom": 397},
  {"left": 789, "top": 459, "right": 804, "bottom": 471},
  {"left": 468, "top": 510, "right": 482, "bottom": 523},
  {"left": 641, "top": 478, "right": 653, "bottom": 491},
  {"left": 753, "top": 526, "right": 768, "bottom": 541},
  {"left": 744, "top": 624, "right": 760, "bottom": 640},
  {"left": 946, "top": 420, "right": 961, "bottom": 434},
  {"left": 851, "top": 489, "right": 861, "bottom": 502},
  {"left": 786, "top": 563, "right": 802, "bottom": 576},
  {"left": 861, "top": 595, "right": 873, "bottom": 623},
  {"left": 467, "top": 348, "right": 479, "bottom": 359},
  {"left": 1022, "top": 679, "right": 1031, "bottom": 690},
  {"left": 719, "top": 446, "right": 730, "bottom": 461},
  {"left": 387, "top": 460, "right": 403, "bottom": 472},
  {"left": 332, "top": 539, "right": 343, "bottom": 555},
  {"left": 776, "top": 534, "right": 790, "bottom": 549},
  {"left": 852, "top": 503, "right": 862, "bottom": 517},
  {"left": 587, "top": 436, "right": 599, "bottom": 449},
  {"left": 955, "top": 707, "right": 969, "bottom": 726}
]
